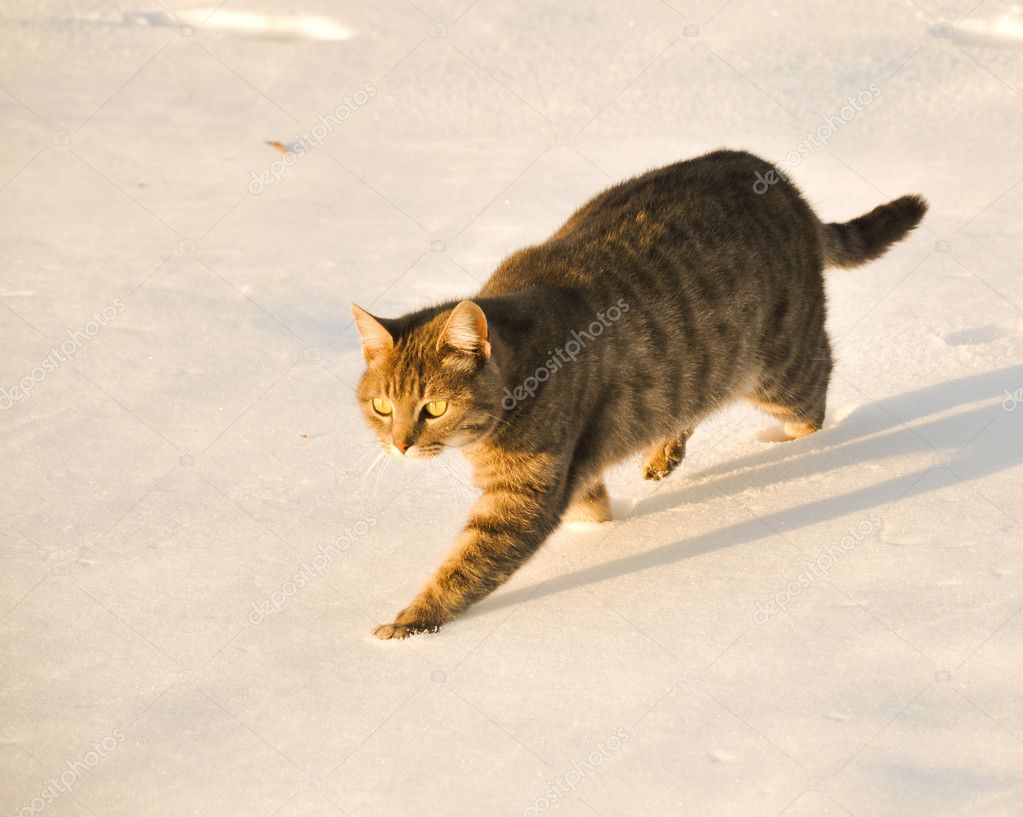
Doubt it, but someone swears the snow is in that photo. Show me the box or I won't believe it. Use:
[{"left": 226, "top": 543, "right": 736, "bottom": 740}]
[{"left": 1, "top": 1, "right": 1022, "bottom": 815}]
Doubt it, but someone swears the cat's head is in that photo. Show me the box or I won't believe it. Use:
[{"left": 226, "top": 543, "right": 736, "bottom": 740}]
[{"left": 351, "top": 299, "right": 503, "bottom": 459}]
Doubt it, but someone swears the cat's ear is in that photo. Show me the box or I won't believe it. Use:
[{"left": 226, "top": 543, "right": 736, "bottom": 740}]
[
  {"left": 438, "top": 300, "right": 490, "bottom": 359},
  {"left": 350, "top": 304, "right": 394, "bottom": 363}
]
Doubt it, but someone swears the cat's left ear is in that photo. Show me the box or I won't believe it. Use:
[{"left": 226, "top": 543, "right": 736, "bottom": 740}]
[
  {"left": 438, "top": 300, "right": 490, "bottom": 359},
  {"left": 351, "top": 304, "right": 394, "bottom": 363}
]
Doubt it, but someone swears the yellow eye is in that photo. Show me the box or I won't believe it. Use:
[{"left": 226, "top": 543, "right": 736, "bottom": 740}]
[
  {"left": 424, "top": 400, "right": 448, "bottom": 418},
  {"left": 372, "top": 397, "right": 393, "bottom": 416}
]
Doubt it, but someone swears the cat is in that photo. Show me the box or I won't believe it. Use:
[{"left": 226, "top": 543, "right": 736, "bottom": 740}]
[{"left": 351, "top": 149, "right": 926, "bottom": 639}]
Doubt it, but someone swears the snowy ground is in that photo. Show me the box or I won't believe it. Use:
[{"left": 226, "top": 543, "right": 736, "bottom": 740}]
[{"left": 2, "top": 1, "right": 1023, "bottom": 815}]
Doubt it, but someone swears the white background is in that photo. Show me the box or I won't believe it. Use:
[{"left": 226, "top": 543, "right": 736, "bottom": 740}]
[{"left": 1, "top": 1, "right": 1022, "bottom": 815}]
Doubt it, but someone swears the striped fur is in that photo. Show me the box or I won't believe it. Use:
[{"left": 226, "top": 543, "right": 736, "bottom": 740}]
[{"left": 353, "top": 149, "right": 927, "bottom": 638}]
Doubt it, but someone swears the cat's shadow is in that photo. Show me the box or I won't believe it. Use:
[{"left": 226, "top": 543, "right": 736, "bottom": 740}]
[{"left": 470, "top": 364, "right": 1023, "bottom": 617}]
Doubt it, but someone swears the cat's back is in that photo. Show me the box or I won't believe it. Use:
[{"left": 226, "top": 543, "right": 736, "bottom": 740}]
[
  {"left": 479, "top": 149, "right": 821, "bottom": 299},
  {"left": 551, "top": 149, "right": 814, "bottom": 244}
]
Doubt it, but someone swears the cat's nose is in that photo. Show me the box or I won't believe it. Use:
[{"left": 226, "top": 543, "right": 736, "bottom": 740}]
[{"left": 394, "top": 439, "right": 411, "bottom": 453}]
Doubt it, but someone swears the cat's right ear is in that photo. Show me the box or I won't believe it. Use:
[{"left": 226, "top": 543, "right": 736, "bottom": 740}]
[{"left": 350, "top": 304, "right": 394, "bottom": 363}]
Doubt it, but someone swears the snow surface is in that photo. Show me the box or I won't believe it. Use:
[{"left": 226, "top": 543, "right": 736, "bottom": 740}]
[{"left": 2, "top": 1, "right": 1022, "bottom": 815}]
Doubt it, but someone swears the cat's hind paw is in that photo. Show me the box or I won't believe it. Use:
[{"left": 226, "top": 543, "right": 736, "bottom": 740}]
[
  {"left": 642, "top": 437, "right": 687, "bottom": 481},
  {"left": 642, "top": 460, "right": 675, "bottom": 481}
]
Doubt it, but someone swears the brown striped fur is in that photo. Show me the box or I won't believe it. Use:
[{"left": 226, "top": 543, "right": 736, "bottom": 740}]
[{"left": 352, "top": 149, "right": 926, "bottom": 638}]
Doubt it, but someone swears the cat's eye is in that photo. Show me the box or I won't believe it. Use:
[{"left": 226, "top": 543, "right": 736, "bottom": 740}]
[
  {"left": 372, "top": 397, "right": 393, "bottom": 416},
  {"left": 424, "top": 400, "right": 448, "bottom": 418}
]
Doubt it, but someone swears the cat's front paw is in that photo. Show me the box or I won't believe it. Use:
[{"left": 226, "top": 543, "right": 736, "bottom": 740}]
[
  {"left": 373, "top": 603, "right": 448, "bottom": 639},
  {"left": 372, "top": 620, "right": 442, "bottom": 640}
]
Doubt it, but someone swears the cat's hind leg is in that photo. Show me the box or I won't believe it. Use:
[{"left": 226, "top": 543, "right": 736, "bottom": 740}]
[
  {"left": 563, "top": 478, "right": 612, "bottom": 523},
  {"left": 642, "top": 429, "right": 692, "bottom": 481},
  {"left": 750, "top": 339, "right": 831, "bottom": 441}
]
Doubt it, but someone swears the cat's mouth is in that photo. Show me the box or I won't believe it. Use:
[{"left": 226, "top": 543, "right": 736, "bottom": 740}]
[
  {"left": 384, "top": 418, "right": 497, "bottom": 459},
  {"left": 388, "top": 443, "right": 443, "bottom": 459}
]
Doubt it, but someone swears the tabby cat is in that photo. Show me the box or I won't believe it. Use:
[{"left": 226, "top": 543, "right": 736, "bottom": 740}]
[{"left": 352, "top": 149, "right": 926, "bottom": 639}]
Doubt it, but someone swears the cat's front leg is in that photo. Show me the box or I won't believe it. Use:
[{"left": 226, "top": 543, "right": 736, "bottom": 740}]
[{"left": 373, "top": 468, "right": 567, "bottom": 639}]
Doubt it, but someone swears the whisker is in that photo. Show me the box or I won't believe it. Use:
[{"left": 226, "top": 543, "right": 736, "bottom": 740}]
[
  {"left": 359, "top": 450, "right": 386, "bottom": 495},
  {"left": 476, "top": 411, "right": 516, "bottom": 430},
  {"left": 346, "top": 443, "right": 383, "bottom": 473},
  {"left": 435, "top": 454, "right": 478, "bottom": 502},
  {"left": 373, "top": 450, "right": 390, "bottom": 499}
]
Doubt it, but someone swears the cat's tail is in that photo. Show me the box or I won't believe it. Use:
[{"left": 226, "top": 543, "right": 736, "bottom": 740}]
[{"left": 821, "top": 194, "right": 927, "bottom": 268}]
